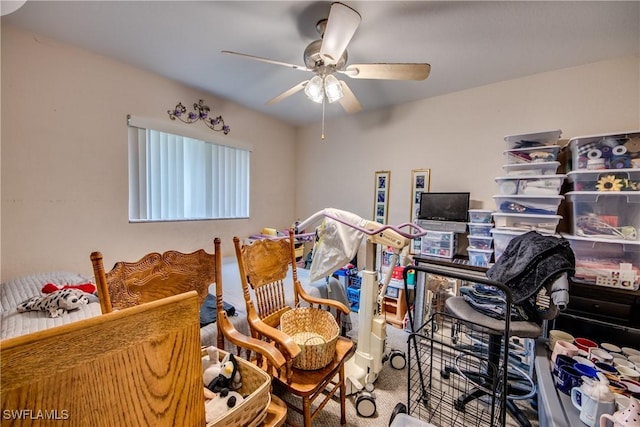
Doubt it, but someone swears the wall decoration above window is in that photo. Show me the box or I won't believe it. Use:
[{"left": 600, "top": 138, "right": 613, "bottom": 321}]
[
  {"left": 374, "top": 170, "right": 391, "bottom": 224},
  {"left": 167, "top": 99, "right": 230, "bottom": 134}
]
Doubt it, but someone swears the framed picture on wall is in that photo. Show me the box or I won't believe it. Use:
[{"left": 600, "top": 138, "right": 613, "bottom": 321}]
[
  {"left": 410, "top": 169, "right": 431, "bottom": 253},
  {"left": 374, "top": 170, "right": 390, "bottom": 224}
]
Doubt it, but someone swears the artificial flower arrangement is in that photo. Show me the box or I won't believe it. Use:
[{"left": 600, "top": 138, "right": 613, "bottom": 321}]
[{"left": 595, "top": 174, "right": 638, "bottom": 191}]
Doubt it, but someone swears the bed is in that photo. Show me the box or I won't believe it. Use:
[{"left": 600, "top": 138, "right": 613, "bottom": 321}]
[
  {"left": 0, "top": 271, "right": 102, "bottom": 340},
  {"left": 0, "top": 260, "right": 351, "bottom": 346}
]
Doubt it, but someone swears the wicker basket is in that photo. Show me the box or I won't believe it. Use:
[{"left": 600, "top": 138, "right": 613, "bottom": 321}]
[
  {"left": 280, "top": 307, "right": 339, "bottom": 370},
  {"left": 205, "top": 348, "right": 271, "bottom": 427}
]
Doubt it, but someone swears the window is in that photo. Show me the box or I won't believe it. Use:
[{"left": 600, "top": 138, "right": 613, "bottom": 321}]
[{"left": 128, "top": 116, "right": 250, "bottom": 222}]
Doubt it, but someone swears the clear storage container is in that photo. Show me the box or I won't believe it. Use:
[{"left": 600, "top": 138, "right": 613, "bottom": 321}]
[
  {"left": 566, "top": 169, "right": 640, "bottom": 192},
  {"left": 503, "top": 145, "right": 561, "bottom": 165},
  {"left": 504, "top": 129, "right": 562, "bottom": 150},
  {"left": 562, "top": 234, "right": 640, "bottom": 290},
  {"left": 491, "top": 228, "right": 525, "bottom": 261},
  {"left": 493, "top": 194, "right": 564, "bottom": 215},
  {"left": 420, "top": 231, "right": 457, "bottom": 259},
  {"left": 468, "top": 209, "right": 493, "bottom": 223},
  {"left": 567, "top": 130, "right": 640, "bottom": 171},
  {"left": 467, "top": 248, "right": 493, "bottom": 267},
  {"left": 467, "top": 235, "right": 493, "bottom": 250},
  {"left": 491, "top": 212, "right": 561, "bottom": 233},
  {"left": 565, "top": 191, "right": 640, "bottom": 241},
  {"left": 495, "top": 174, "right": 565, "bottom": 196},
  {"left": 491, "top": 228, "right": 558, "bottom": 261},
  {"left": 467, "top": 223, "right": 494, "bottom": 237},
  {"left": 502, "top": 161, "right": 561, "bottom": 176}
]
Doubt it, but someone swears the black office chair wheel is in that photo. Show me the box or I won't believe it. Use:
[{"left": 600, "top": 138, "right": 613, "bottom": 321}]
[
  {"left": 388, "top": 403, "right": 407, "bottom": 426},
  {"left": 440, "top": 368, "right": 450, "bottom": 379},
  {"left": 390, "top": 350, "right": 406, "bottom": 370},
  {"left": 356, "top": 391, "right": 376, "bottom": 417}
]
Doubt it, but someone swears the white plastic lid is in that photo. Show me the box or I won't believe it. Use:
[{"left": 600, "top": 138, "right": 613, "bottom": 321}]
[
  {"left": 467, "top": 248, "right": 494, "bottom": 253},
  {"left": 494, "top": 174, "right": 566, "bottom": 181}
]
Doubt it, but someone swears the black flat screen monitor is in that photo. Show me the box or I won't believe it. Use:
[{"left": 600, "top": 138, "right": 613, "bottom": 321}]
[{"left": 418, "top": 192, "right": 470, "bottom": 223}]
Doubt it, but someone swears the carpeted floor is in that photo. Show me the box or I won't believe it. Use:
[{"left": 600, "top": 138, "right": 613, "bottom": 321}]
[{"left": 272, "top": 311, "right": 540, "bottom": 427}]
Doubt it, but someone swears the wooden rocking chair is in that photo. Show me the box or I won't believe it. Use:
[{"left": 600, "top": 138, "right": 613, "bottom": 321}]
[{"left": 233, "top": 230, "right": 354, "bottom": 427}]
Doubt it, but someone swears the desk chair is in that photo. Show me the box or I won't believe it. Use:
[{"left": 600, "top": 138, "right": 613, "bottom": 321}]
[
  {"left": 404, "top": 263, "right": 538, "bottom": 427},
  {"left": 445, "top": 297, "right": 540, "bottom": 427},
  {"left": 233, "top": 231, "right": 354, "bottom": 427}
]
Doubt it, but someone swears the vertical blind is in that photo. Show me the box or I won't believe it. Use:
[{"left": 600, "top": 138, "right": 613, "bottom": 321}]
[{"left": 128, "top": 126, "right": 250, "bottom": 221}]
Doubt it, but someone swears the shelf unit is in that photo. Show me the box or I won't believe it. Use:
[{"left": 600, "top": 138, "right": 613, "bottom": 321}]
[{"left": 383, "top": 287, "right": 407, "bottom": 329}]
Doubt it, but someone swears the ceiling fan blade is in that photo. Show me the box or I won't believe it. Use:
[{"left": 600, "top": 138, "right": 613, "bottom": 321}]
[
  {"left": 338, "top": 80, "right": 362, "bottom": 113},
  {"left": 222, "top": 50, "right": 311, "bottom": 72},
  {"left": 343, "top": 63, "right": 431, "bottom": 80},
  {"left": 320, "top": 2, "right": 361, "bottom": 65},
  {"left": 266, "top": 81, "right": 308, "bottom": 105}
]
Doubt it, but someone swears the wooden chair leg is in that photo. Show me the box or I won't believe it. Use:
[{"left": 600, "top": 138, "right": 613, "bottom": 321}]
[
  {"left": 339, "top": 364, "right": 347, "bottom": 425},
  {"left": 303, "top": 396, "right": 311, "bottom": 427}
]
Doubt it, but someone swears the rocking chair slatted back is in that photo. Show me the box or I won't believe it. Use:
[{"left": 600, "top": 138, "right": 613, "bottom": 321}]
[
  {"left": 232, "top": 230, "right": 354, "bottom": 427},
  {"left": 234, "top": 231, "right": 301, "bottom": 328}
]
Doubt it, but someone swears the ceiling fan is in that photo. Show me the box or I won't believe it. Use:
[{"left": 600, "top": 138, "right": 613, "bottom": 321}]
[{"left": 222, "top": 2, "right": 431, "bottom": 117}]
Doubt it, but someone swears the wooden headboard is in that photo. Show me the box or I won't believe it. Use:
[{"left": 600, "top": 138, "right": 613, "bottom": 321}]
[
  {"left": 91, "top": 246, "right": 217, "bottom": 315},
  {"left": 1, "top": 292, "right": 205, "bottom": 427}
]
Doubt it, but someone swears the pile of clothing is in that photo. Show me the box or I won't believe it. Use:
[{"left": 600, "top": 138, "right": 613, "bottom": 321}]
[{"left": 464, "top": 231, "right": 575, "bottom": 322}]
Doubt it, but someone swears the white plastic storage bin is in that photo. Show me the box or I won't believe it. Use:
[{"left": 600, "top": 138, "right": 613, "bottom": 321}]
[
  {"left": 493, "top": 194, "right": 564, "bottom": 215},
  {"left": 491, "top": 228, "right": 525, "bottom": 261},
  {"left": 567, "top": 130, "right": 640, "bottom": 172},
  {"left": 502, "top": 161, "right": 561, "bottom": 176},
  {"left": 467, "top": 223, "right": 494, "bottom": 237},
  {"left": 565, "top": 191, "right": 640, "bottom": 241},
  {"left": 467, "top": 235, "right": 493, "bottom": 250},
  {"left": 504, "top": 129, "right": 562, "bottom": 150},
  {"left": 569, "top": 130, "right": 640, "bottom": 171},
  {"left": 467, "top": 248, "right": 493, "bottom": 267},
  {"left": 420, "top": 231, "right": 457, "bottom": 259},
  {"left": 468, "top": 209, "right": 493, "bottom": 223},
  {"left": 562, "top": 234, "right": 640, "bottom": 290},
  {"left": 491, "top": 228, "right": 558, "bottom": 261},
  {"left": 503, "top": 146, "right": 561, "bottom": 165},
  {"left": 566, "top": 169, "right": 640, "bottom": 192},
  {"left": 495, "top": 175, "right": 565, "bottom": 196},
  {"left": 492, "top": 213, "right": 561, "bottom": 233}
]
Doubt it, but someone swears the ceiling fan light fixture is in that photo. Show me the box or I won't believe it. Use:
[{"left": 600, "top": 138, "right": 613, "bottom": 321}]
[
  {"left": 324, "top": 74, "right": 343, "bottom": 103},
  {"left": 304, "top": 75, "right": 324, "bottom": 103}
]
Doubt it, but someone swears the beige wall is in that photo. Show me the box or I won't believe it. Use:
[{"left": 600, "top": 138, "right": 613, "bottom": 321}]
[
  {"left": 1, "top": 25, "right": 297, "bottom": 280},
  {"left": 296, "top": 56, "right": 640, "bottom": 227},
  {"left": 2, "top": 23, "right": 639, "bottom": 281}
]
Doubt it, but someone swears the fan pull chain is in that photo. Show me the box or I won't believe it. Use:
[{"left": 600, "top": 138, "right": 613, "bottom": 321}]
[{"left": 321, "top": 95, "right": 326, "bottom": 140}]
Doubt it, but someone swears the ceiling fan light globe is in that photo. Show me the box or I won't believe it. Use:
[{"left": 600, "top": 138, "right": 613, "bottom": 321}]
[
  {"left": 324, "top": 75, "right": 343, "bottom": 103},
  {"left": 304, "top": 75, "right": 324, "bottom": 103}
]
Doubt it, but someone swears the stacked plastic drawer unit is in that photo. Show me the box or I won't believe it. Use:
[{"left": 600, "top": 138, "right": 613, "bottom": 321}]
[
  {"left": 562, "top": 130, "right": 640, "bottom": 291},
  {"left": 492, "top": 129, "right": 565, "bottom": 261},
  {"left": 466, "top": 209, "right": 494, "bottom": 267}
]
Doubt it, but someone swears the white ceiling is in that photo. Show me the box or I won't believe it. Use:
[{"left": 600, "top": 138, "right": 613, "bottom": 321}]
[{"left": 3, "top": 1, "right": 639, "bottom": 126}]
